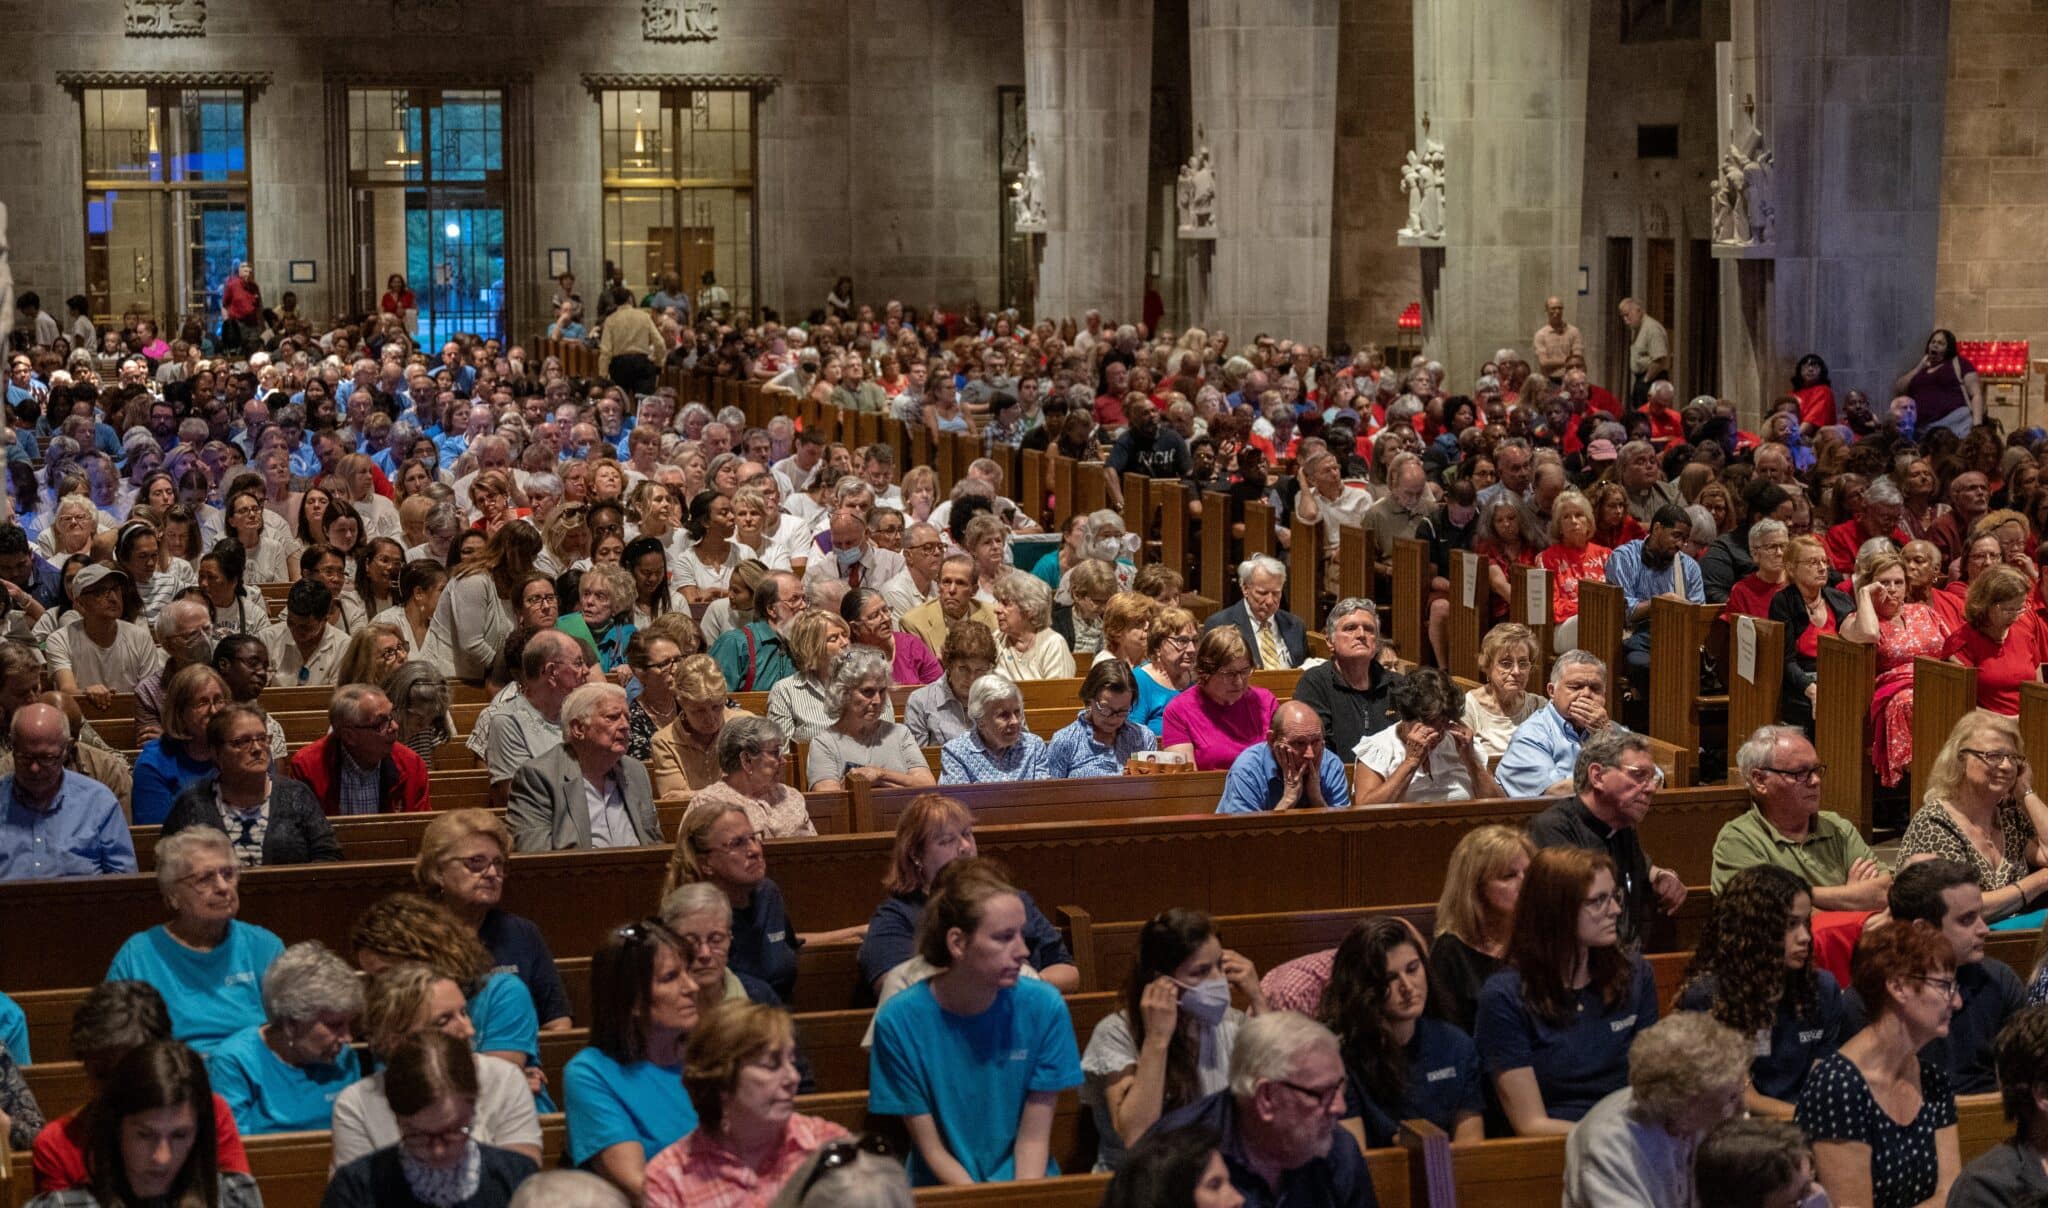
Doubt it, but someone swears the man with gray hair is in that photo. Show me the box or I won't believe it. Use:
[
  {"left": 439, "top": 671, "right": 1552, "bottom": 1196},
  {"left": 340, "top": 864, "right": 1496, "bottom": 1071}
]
[
  {"left": 509, "top": 1171, "right": 629, "bottom": 1208},
  {"left": 285, "top": 683, "right": 431, "bottom": 816},
  {"left": 1146, "top": 1011, "right": 1374, "bottom": 1205},
  {"left": 1496, "top": 650, "right": 1619, "bottom": 798},
  {"left": 1527, "top": 727, "right": 1685, "bottom": 949},
  {"left": 1292, "top": 599, "right": 1402, "bottom": 758},
  {"left": 507, "top": 682, "right": 659, "bottom": 852},
  {"left": 0, "top": 702, "right": 134, "bottom": 879},
  {"left": 486, "top": 628, "right": 590, "bottom": 804},
  {"left": 1206, "top": 555, "right": 1305, "bottom": 671},
  {"left": 136, "top": 598, "right": 214, "bottom": 745},
  {"left": 1710, "top": 724, "right": 1889, "bottom": 908}
]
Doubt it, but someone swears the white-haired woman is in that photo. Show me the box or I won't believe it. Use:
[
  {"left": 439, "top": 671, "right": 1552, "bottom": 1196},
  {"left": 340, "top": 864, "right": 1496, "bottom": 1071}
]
[
  {"left": 1561, "top": 1012, "right": 1751, "bottom": 1207},
  {"left": 939, "top": 673, "right": 1050, "bottom": 784},
  {"left": 105, "top": 828, "right": 286, "bottom": 1055},
  {"left": 992, "top": 570, "right": 1073, "bottom": 681},
  {"left": 805, "top": 646, "right": 934, "bottom": 792},
  {"left": 208, "top": 940, "right": 365, "bottom": 1135}
]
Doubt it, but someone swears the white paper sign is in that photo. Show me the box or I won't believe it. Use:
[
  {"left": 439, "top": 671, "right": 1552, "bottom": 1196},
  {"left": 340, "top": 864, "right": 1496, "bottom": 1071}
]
[
  {"left": 1735, "top": 614, "right": 1757, "bottom": 685},
  {"left": 1459, "top": 556, "right": 1476, "bottom": 608},
  {"left": 1525, "top": 570, "right": 1547, "bottom": 626}
]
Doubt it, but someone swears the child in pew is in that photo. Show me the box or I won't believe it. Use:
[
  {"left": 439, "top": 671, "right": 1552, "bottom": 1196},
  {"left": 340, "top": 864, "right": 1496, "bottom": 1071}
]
[
  {"left": 25, "top": 1041, "right": 260, "bottom": 1208},
  {"left": 1674, "top": 866, "right": 1846, "bottom": 1118},
  {"left": 32, "top": 982, "right": 246, "bottom": 1192},
  {"left": 867, "top": 858, "right": 1083, "bottom": 1185},
  {"left": 208, "top": 942, "right": 364, "bottom": 1136}
]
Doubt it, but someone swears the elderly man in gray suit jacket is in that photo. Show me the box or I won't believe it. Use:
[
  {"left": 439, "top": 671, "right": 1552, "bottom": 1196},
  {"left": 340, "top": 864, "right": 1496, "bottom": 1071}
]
[{"left": 507, "top": 682, "right": 663, "bottom": 852}]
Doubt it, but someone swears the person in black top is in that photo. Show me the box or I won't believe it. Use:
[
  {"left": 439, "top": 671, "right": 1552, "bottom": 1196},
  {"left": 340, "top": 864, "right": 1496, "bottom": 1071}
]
[
  {"left": 1319, "top": 916, "right": 1484, "bottom": 1147},
  {"left": 1429, "top": 825, "right": 1536, "bottom": 1034},
  {"left": 1290, "top": 599, "right": 1401, "bottom": 760},
  {"left": 1524, "top": 728, "right": 1686, "bottom": 950},
  {"left": 1105, "top": 401, "right": 1190, "bottom": 509},
  {"left": 322, "top": 1030, "right": 537, "bottom": 1208},
  {"left": 1949, "top": 1004, "right": 2048, "bottom": 1207}
]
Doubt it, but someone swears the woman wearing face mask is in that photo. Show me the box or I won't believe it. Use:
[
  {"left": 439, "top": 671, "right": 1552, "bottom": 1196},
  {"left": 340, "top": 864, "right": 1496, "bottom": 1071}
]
[
  {"left": 1081, "top": 908, "right": 1265, "bottom": 1171},
  {"left": 866, "top": 858, "right": 1084, "bottom": 1186},
  {"left": 322, "top": 1029, "right": 539, "bottom": 1208},
  {"left": 1320, "top": 917, "right": 1483, "bottom": 1149}
]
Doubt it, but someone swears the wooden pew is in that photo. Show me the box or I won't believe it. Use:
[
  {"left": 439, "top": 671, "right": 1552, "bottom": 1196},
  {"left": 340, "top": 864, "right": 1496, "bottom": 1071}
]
[
  {"left": 1200, "top": 490, "right": 1231, "bottom": 605},
  {"left": 1815, "top": 634, "right": 1878, "bottom": 837},
  {"left": 1575, "top": 580, "right": 1626, "bottom": 718},
  {"left": 1725, "top": 614, "right": 1787, "bottom": 772},
  {"left": 0, "top": 786, "right": 1753, "bottom": 991},
  {"left": 1391, "top": 539, "right": 1430, "bottom": 667},
  {"left": 1507, "top": 565, "right": 1555, "bottom": 663},
  {"left": 1120, "top": 472, "right": 1153, "bottom": 568},
  {"left": 1338, "top": 523, "right": 1373, "bottom": 604},
  {"left": 2023, "top": 682, "right": 2048, "bottom": 777},
  {"left": 1912, "top": 657, "right": 1979, "bottom": 815},
  {"left": 1072, "top": 463, "right": 1107, "bottom": 518},
  {"left": 854, "top": 772, "right": 1231, "bottom": 835},
  {"left": 1444, "top": 550, "right": 1490, "bottom": 682},
  {"left": 1443, "top": 1134, "right": 1568, "bottom": 1207},
  {"left": 1242, "top": 500, "right": 1276, "bottom": 562},
  {"left": 1288, "top": 516, "right": 1319, "bottom": 625},
  {"left": 1645, "top": 597, "right": 1728, "bottom": 784},
  {"left": 1050, "top": 456, "right": 1077, "bottom": 532},
  {"left": 1021, "top": 449, "right": 1047, "bottom": 528}
]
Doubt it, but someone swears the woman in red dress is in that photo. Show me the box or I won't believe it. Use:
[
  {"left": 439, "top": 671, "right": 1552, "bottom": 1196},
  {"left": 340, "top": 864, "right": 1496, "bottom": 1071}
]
[{"left": 1841, "top": 549, "right": 1952, "bottom": 788}]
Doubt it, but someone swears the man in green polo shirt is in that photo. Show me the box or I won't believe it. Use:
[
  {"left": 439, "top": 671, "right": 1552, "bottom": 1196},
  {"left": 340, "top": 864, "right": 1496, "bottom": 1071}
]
[{"left": 1711, "top": 724, "right": 1891, "bottom": 910}]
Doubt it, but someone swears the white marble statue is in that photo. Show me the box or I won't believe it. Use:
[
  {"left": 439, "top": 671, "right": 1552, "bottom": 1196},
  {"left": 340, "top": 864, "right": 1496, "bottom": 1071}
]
[
  {"left": 1012, "top": 135, "right": 1047, "bottom": 233},
  {"left": 1712, "top": 107, "right": 1776, "bottom": 248},
  {"left": 1419, "top": 139, "right": 1446, "bottom": 239},
  {"left": 1399, "top": 150, "right": 1425, "bottom": 234},
  {"left": 1176, "top": 135, "right": 1217, "bottom": 238}
]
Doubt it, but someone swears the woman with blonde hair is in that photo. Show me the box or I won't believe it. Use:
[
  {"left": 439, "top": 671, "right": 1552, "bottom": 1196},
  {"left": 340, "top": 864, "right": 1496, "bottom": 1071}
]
[
  {"left": 648, "top": 654, "right": 748, "bottom": 802},
  {"left": 765, "top": 608, "right": 855, "bottom": 744},
  {"left": 1898, "top": 709, "right": 2048, "bottom": 920},
  {"left": 413, "top": 809, "right": 574, "bottom": 1031},
  {"left": 333, "top": 621, "right": 407, "bottom": 691},
  {"left": 1132, "top": 605, "right": 1198, "bottom": 736},
  {"left": 1461, "top": 624, "right": 1542, "bottom": 761},
  {"left": 535, "top": 500, "right": 591, "bottom": 577},
  {"left": 430, "top": 520, "right": 543, "bottom": 683},
  {"left": 1431, "top": 824, "right": 1537, "bottom": 1032},
  {"left": 1769, "top": 534, "right": 1855, "bottom": 732},
  {"left": 1095, "top": 592, "right": 1159, "bottom": 669},
  {"left": 468, "top": 469, "right": 520, "bottom": 535},
  {"left": 1536, "top": 490, "right": 1607, "bottom": 650}
]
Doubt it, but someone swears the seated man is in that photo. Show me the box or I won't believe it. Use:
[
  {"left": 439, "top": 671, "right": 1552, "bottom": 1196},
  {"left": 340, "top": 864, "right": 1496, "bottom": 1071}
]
[
  {"left": 1711, "top": 724, "right": 1890, "bottom": 910},
  {"left": 0, "top": 702, "right": 133, "bottom": 880},
  {"left": 900, "top": 554, "right": 998, "bottom": 658},
  {"left": 1843, "top": 858, "right": 2023, "bottom": 1096},
  {"left": 260, "top": 579, "right": 349, "bottom": 686},
  {"left": 486, "top": 628, "right": 585, "bottom": 808},
  {"left": 284, "top": 684, "right": 430, "bottom": 816},
  {"left": 1215, "top": 701, "right": 1353, "bottom": 814},
  {"left": 1603, "top": 504, "right": 1703, "bottom": 708},
  {"left": 134, "top": 599, "right": 214, "bottom": 745},
  {"left": 46, "top": 564, "right": 163, "bottom": 705},
  {"left": 1495, "top": 650, "right": 1618, "bottom": 798},
  {"left": 210, "top": 635, "right": 287, "bottom": 763},
  {"left": 1526, "top": 728, "right": 1686, "bottom": 950},
  {"left": 1204, "top": 555, "right": 1307, "bottom": 671},
  {"left": 707, "top": 569, "right": 805, "bottom": 693},
  {"left": 507, "top": 682, "right": 661, "bottom": 852},
  {"left": 1146, "top": 1012, "right": 1375, "bottom": 1206},
  {"left": 1291, "top": 598, "right": 1401, "bottom": 759}
]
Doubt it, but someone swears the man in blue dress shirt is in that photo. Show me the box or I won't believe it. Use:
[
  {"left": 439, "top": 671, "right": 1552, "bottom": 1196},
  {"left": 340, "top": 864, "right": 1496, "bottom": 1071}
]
[
  {"left": 1602, "top": 504, "right": 1704, "bottom": 710},
  {"left": 0, "top": 703, "right": 134, "bottom": 880},
  {"left": 1496, "top": 651, "right": 1620, "bottom": 798},
  {"left": 1216, "top": 702, "right": 1353, "bottom": 814}
]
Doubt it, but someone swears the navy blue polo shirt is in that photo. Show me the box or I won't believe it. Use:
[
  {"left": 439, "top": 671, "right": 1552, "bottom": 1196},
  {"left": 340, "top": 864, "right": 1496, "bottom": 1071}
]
[
  {"left": 1342, "top": 1017, "right": 1484, "bottom": 1147},
  {"left": 728, "top": 878, "right": 800, "bottom": 1002},
  {"left": 1474, "top": 955, "right": 1658, "bottom": 1123},
  {"left": 1674, "top": 969, "right": 1845, "bottom": 1103}
]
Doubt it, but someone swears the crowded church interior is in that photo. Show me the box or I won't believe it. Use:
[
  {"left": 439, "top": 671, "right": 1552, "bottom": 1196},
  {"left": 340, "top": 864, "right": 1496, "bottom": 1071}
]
[{"left": 8, "top": 0, "right": 2048, "bottom": 1204}]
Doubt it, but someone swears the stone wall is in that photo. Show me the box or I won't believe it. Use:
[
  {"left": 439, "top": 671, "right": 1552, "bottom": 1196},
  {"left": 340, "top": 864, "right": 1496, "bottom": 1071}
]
[
  {"left": 0, "top": 0, "right": 1022, "bottom": 339},
  {"left": 1326, "top": 0, "right": 1419, "bottom": 354},
  {"left": 1935, "top": 0, "right": 2048, "bottom": 412}
]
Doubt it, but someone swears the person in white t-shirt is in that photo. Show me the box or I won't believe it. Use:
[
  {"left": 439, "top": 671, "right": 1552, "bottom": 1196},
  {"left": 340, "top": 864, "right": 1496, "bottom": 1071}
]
[
  {"left": 46, "top": 563, "right": 166, "bottom": 707},
  {"left": 1352, "top": 667, "right": 1503, "bottom": 804}
]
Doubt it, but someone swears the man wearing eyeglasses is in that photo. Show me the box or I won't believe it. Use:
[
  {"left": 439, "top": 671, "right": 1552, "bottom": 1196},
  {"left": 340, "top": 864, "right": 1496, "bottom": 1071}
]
[
  {"left": 880, "top": 522, "right": 945, "bottom": 617},
  {"left": 487, "top": 629, "right": 592, "bottom": 807},
  {"left": 0, "top": 703, "right": 134, "bottom": 880},
  {"left": 1147, "top": 1011, "right": 1377, "bottom": 1206},
  {"left": 1527, "top": 728, "right": 1685, "bottom": 950},
  {"left": 285, "top": 683, "right": 430, "bottom": 817},
  {"left": 1711, "top": 725, "right": 1890, "bottom": 910},
  {"left": 506, "top": 682, "right": 660, "bottom": 853}
]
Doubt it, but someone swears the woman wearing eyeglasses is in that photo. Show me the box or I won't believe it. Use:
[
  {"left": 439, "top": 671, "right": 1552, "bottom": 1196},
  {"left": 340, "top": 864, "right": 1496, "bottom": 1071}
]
[
  {"left": 1897, "top": 710, "right": 2048, "bottom": 921},
  {"left": 131, "top": 665, "right": 231, "bottom": 826},
  {"left": 324, "top": 1029, "right": 539, "bottom": 1208},
  {"left": 1046, "top": 660, "right": 1156, "bottom": 778},
  {"left": 105, "top": 828, "right": 285, "bottom": 1056},
  {"left": 414, "top": 810, "right": 574, "bottom": 1032},
  {"left": 938, "top": 673, "right": 1049, "bottom": 785},
  {"left": 641, "top": 1001, "right": 850, "bottom": 1206},
  {"left": 868, "top": 858, "right": 1083, "bottom": 1185},
  {"left": 1132, "top": 606, "right": 1199, "bottom": 737},
  {"left": 162, "top": 704, "right": 340, "bottom": 866},
  {"left": 1475, "top": 846, "right": 1657, "bottom": 1137},
  {"left": 562, "top": 919, "right": 701, "bottom": 1202}
]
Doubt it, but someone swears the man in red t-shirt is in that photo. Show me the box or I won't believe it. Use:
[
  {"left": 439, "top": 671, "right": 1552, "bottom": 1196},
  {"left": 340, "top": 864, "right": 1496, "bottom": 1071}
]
[
  {"left": 1094, "top": 360, "right": 1131, "bottom": 428},
  {"left": 1641, "top": 381, "right": 1685, "bottom": 447},
  {"left": 1821, "top": 475, "right": 1910, "bottom": 573},
  {"left": 220, "top": 262, "right": 263, "bottom": 354}
]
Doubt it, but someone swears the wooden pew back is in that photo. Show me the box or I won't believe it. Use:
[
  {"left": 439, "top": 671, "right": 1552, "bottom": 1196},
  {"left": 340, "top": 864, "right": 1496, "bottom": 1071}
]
[{"left": 1815, "top": 634, "right": 1877, "bottom": 837}]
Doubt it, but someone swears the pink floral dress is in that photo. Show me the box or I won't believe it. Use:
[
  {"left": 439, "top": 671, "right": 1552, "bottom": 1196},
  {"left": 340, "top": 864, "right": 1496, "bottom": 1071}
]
[{"left": 1871, "top": 602, "right": 1951, "bottom": 787}]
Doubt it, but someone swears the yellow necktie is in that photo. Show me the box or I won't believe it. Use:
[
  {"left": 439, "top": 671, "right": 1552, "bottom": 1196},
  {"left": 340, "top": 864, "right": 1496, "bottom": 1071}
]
[{"left": 1258, "top": 623, "right": 1282, "bottom": 669}]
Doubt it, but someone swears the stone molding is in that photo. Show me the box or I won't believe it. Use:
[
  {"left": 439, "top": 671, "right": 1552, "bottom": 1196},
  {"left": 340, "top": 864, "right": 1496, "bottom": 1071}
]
[
  {"left": 643, "top": 0, "right": 719, "bottom": 42},
  {"left": 579, "top": 73, "right": 779, "bottom": 98},
  {"left": 58, "top": 69, "right": 269, "bottom": 92}
]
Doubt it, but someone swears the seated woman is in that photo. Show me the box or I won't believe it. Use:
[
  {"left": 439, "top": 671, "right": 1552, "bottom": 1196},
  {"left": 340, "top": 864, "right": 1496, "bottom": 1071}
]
[
  {"left": 687, "top": 716, "right": 814, "bottom": 839},
  {"left": 1840, "top": 548, "right": 1952, "bottom": 789},
  {"left": 1560, "top": 1013, "right": 1752, "bottom": 1207},
  {"left": 376, "top": 559, "right": 449, "bottom": 664},
  {"left": 1100, "top": 1128, "right": 1238, "bottom": 1208},
  {"left": 1474, "top": 497, "right": 1536, "bottom": 625},
  {"left": 991, "top": 570, "right": 1075, "bottom": 682},
  {"left": 106, "top": 829, "right": 285, "bottom": 1055},
  {"left": 622, "top": 628, "right": 687, "bottom": 762},
  {"left": 562, "top": 919, "right": 700, "bottom": 1200},
  {"left": 333, "top": 621, "right": 408, "bottom": 692},
  {"left": 867, "top": 858, "right": 1084, "bottom": 1185},
  {"left": 1353, "top": 667, "right": 1503, "bottom": 803},
  {"left": 1676, "top": 866, "right": 1845, "bottom": 1117},
  {"left": 856, "top": 793, "right": 1077, "bottom": 996},
  {"left": 844, "top": 587, "right": 940, "bottom": 687},
  {"left": 131, "top": 664, "right": 230, "bottom": 826},
  {"left": 1723, "top": 519, "right": 1791, "bottom": 620},
  {"left": 557, "top": 564, "right": 639, "bottom": 678},
  {"left": 1094, "top": 592, "right": 1158, "bottom": 670},
  {"left": 1459, "top": 624, "right": 1542, "bottom": 762},
  {"left": 24, "top": 1041, "right": 260, "bottom": 1208},
  {"left": 1476, "top": 846, "right": 1657, "bottom": 1135},
  {"left": 641, "top": 1002, "right": 853, "bottom": 1206},
  {"left": 209, "top": 941, "right": 365, "bottom": 1135},
  {"left": 1161, "top": 627, "right": 1275, "bottom": 771},
  {"left": 413, "top": 810, "right": 574, "bottom": 1031},
  {"left": 1320, "top": 916, "right": 1483, "bottom": 1148},
  {"left": 805, "top": 647, "right": 933, "bottom": 792},
  {"left": 350, "top": 894, "right": 551, "bottom": 1104},
  {"left": 1537, "top": 490, "right": 1608, "bottom": 651},
  {"left": 1132, "top": 606, "right": 1199, "bottom": 737},
  {"left": 664, "top": 800, "right": 865, "bottom": 1004},
  {"left": 1769, "top": 535, "right": 1855, "bottom": 733},
  {"left": 1795, "top": 923, "right": 1960, "bottom": 1208},
  {"left": 331, "top": 963, "right": 543, "bottom": 1168},
  {"left": 939, "top": 673, "right": 1050, "bottom": 784},
  {"left": 163, "top": 703, "right": 340, "bottom": 865},
  {"left": 1942, "top": 564, "right": 2048, "bottom": 716},
  {"left": 1899, "top": 709, "right": 2048, "bottom": 922},
  {"left": 767, "top": 609, "right": 855, "bottom": 745},
  {"left": 648, "top": 654, "right": 751, "bottom": 802},
  {"left": 1427, "top": 826, "right": 1536, "bottom": 1033},
  {"left": 1081, "top": 908, "right": 1265, "bottom": 1171},
  {"left": 1052, "top": 559, "right": 1118, "bottom": 657},
  {"left": 904, "top": 620, "right": 995, "bottom": 747},
  {"left": 323, "top": 1030, "right": 540, "bottom": 1208},
  {"left": 1046, "top": 660, "right": 1156, "bottom": 777}
]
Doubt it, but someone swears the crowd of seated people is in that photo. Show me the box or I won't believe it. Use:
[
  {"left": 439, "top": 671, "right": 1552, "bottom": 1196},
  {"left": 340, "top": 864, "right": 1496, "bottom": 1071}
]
[{"left": 8, "top": 287, "right": 2048, "bottom": 1206}]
